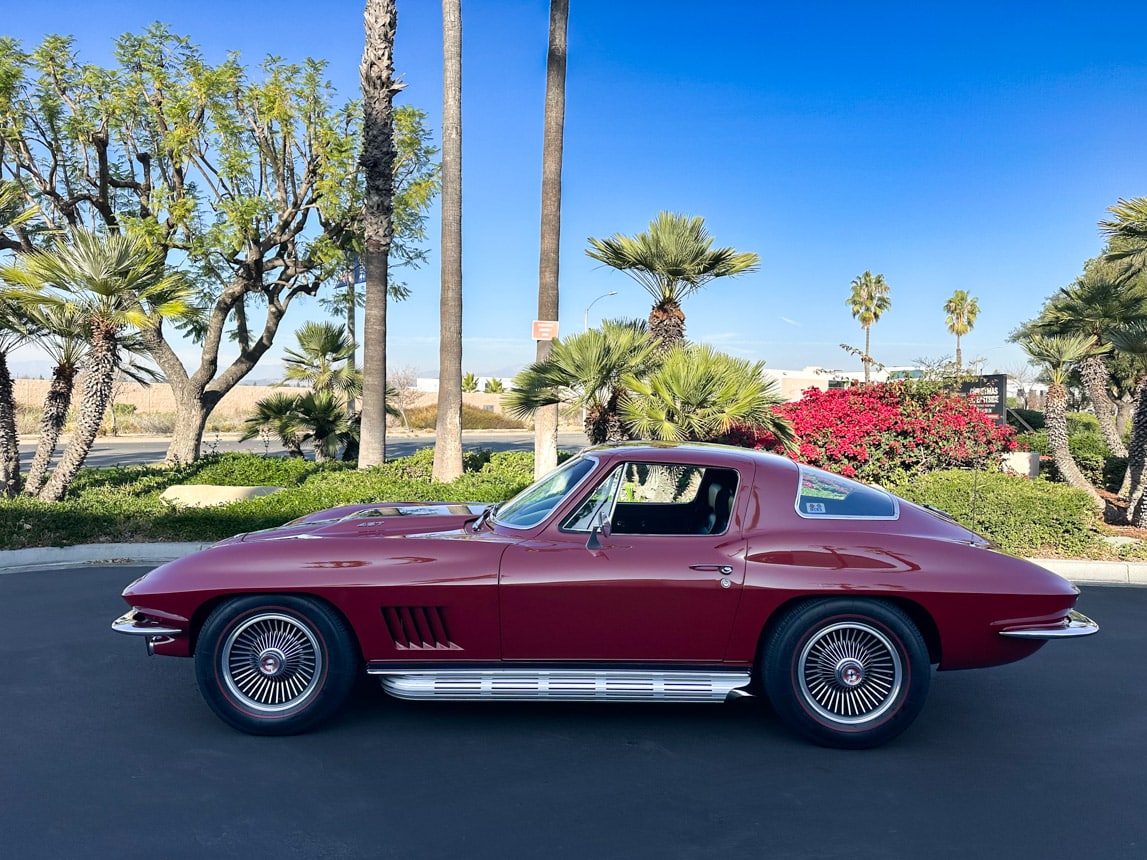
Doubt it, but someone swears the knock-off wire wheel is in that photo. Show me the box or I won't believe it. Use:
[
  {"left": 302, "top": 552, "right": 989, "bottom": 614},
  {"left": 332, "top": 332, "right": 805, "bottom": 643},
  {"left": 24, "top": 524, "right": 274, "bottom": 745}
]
[
  {"left": 221, "top": 613, "right": 323, "bottom": 712},
  {"left": 796, "top": 620, "right": 903, "bottom": 724},
  {"left": 195, "top": 595, "right": 358, "bottom": 735},
  {"left": 763, "top": 599, "right": 931, "bottom": 749}
]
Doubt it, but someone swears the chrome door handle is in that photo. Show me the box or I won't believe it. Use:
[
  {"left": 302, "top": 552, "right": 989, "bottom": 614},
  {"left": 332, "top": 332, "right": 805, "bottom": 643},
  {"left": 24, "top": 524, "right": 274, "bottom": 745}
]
[{"left": 690, "top": 564, "right": 733, "bottom": 575}]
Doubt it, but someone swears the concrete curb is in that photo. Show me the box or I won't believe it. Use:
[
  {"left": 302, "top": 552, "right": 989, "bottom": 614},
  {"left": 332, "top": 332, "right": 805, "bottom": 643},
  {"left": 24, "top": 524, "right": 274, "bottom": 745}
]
[
  {"left": 1, "top": 543, "right": 1145, "bottom": 586},
  {"left": 1030, "top": 558, "right": 1147, "bottom": 586},
  {"left": 0, "top": 542, "right": 212, "bottom": 574}
]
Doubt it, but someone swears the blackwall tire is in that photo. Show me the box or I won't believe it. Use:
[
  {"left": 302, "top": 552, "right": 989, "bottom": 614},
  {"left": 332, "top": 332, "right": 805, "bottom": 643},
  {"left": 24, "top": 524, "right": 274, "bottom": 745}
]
[
  {"left": 194, "top": 595, "right": 359, "bottom": 736},
  {"left": 763, "top": 599, "right": 931, "bottom": 749}
]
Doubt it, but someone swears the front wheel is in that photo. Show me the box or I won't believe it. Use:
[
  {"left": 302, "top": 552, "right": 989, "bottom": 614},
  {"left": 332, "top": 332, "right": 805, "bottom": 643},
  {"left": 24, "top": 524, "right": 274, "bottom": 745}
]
[
  {"left": 194, "top": 596, "right": 359, "bottom": 735},
  {"left": 762, "top": 600, "right": 931, "bottom": 749}
]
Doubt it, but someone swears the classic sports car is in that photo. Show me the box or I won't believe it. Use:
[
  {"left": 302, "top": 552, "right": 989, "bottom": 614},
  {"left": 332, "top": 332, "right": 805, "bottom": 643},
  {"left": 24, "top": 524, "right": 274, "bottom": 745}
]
[{"left": 114, "top": 442, "right": 1097, "bottom": 748}]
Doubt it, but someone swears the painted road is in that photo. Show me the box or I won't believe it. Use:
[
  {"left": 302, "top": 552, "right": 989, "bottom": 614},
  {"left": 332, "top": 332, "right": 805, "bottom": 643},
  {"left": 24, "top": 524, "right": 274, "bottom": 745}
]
[{"left": 0, "top": 570, "right": 1139, "bottom": 859}]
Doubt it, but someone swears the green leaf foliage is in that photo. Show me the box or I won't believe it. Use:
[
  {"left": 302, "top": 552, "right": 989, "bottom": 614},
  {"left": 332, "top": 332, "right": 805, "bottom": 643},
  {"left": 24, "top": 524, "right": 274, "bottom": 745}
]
[
  {"left": 0, "top": 449, "right": 540, "bottom": 548},
  {"left": 894, "top": 470, "right": 1106, "bottom": 558}
]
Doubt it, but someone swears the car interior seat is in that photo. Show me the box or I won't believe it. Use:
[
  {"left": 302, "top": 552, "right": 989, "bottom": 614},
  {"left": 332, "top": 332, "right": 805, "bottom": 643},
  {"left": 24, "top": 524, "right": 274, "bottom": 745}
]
[{"left": 698, "top": 481, "right": 733, "bottom": 534}]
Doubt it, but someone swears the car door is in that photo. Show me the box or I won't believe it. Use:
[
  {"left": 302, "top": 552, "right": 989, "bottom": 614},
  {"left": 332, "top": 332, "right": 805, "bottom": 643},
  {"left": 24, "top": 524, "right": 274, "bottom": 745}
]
[{"left": 498, "top": 460, "right": 748, "bottom": 663}]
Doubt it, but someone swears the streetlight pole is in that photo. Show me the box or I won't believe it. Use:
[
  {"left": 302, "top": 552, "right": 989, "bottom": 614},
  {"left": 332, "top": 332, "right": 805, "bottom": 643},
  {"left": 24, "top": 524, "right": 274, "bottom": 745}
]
[{"left": 584, "top": 290, "right": 618, "bottom": 331}]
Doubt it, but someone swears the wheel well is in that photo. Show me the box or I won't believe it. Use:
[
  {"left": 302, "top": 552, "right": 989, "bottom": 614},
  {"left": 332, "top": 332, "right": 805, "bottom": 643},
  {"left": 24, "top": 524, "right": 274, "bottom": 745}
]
[
  {"left": 187, "top": 593, "right": 365, "bottom": 662},
  {"left": 754, "top": 595, "right": 942, "bottom": 677}
]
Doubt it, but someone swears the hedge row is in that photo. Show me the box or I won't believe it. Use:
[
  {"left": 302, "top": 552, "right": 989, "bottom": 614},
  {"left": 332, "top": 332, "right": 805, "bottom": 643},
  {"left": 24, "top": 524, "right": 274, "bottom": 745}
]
[
  {"left": 0, "top": 449, "right": 1125, "bottom": 559},
  {"left": 0, "top": 449, "right": 538, "bottom": 549}
]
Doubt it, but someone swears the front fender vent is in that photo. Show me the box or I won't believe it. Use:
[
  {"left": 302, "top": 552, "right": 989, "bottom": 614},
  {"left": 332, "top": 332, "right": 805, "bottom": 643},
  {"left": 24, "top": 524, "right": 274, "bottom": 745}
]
[{"left": 381, "top": 606, "right": 460, "bottom": 650}]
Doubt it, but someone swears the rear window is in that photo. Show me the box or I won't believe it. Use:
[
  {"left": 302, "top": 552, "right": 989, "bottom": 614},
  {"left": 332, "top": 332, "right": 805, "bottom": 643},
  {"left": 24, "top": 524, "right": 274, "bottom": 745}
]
[{"left": 795, "top": 466, "right": 898, "bottom": 520}]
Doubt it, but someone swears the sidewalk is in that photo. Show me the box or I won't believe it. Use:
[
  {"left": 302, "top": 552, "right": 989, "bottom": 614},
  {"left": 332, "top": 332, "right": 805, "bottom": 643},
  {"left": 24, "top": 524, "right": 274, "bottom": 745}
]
[{"left": 1, "top": 541, "right": 1144, "bottom": 585}]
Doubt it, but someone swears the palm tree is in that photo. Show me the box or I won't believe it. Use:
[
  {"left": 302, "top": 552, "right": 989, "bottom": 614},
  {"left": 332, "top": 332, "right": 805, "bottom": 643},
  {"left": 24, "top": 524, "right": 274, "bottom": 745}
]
[
  {"left": 846, "top": 271, "right": 891, "bottom": 384},
  {"left": 358, "top": 0, "right": 402, "bottom": 468},
  {"left": 240, "top": 392, "right": 307, "bottom": 458},
  {"left": 533, "top": 0, "right": 570, "bottom": 479},
  {"left": 1100, "top": 197, "right": 1147, "bottom": 274},
  {"left": 943, "top": 290, "right": 980, "bottom": 370},
  {"left": 17, "top": 305, "right": 83, "bottom": 497},
  {"left": 0, "top": 298, "right": 34, "bottom": 497},
  {"left": 461, "top": 371, "right": 479, "bottom": 392},
  {"left": 505, "top": 319, "right": 659, "bottom": 444},
  {"left": 20, "top": 306, "right": 157, "bottom": 496},
  {"left": 1032, "top": 261, "right": 1147, "bottom": 458},
  {"left": 483, "top": 377, "right": 505, "bottom": 394},
  {"left": 0, "top": 231, "right": 190, "bottom": 501},
  {"left": 293, "top": 390, "right": 351, "bottom": 462},
  {"left": 318, "top": 261, "right": 366, "bottom": 419},
  {"left": 619, "top": 343, "right": 796, "bottom": 449},
  {"left": 1019, "top": 333, "right": 1105, "bottom": 511},
  {"left": 280, "top": 321, "right": 362, "bottom": 407},
  {"left": 433, "top": 0, "right": 464, "bottom": 482},
  {"left": 1106, "top": 322, "right": 1147, "bottom": 525},
  {"left": 586, "top": 212, "right": 760, "bottom": 349},
  {"left": 0, "top": 180, "right": 40, "bottom": 497}
]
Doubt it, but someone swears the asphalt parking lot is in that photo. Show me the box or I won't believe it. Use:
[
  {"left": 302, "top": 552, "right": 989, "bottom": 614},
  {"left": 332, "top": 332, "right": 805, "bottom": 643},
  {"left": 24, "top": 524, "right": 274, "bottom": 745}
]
[{"left": 0, "top": 568, "right": 1142, "bottom": 859}]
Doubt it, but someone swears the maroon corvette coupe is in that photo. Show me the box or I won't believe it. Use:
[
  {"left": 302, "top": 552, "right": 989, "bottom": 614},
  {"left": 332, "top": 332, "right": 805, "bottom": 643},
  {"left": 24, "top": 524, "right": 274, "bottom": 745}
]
[{"left": 114, "top": 442, "right": 1097, "bottom": 748}]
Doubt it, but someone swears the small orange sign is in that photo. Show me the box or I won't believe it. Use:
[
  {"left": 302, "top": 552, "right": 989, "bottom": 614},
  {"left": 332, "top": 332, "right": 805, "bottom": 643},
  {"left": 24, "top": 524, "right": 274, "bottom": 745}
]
[{"left": 532, "top": 320, "right": 559, "bottom": 341}]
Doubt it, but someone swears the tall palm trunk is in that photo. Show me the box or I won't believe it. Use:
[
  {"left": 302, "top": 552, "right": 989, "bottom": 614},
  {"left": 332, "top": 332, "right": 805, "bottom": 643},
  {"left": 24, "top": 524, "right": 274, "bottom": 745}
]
[
  {"left": 1078, "top": 354, "right": 1127, "bottom": 457},
  {"left": 23, "top": 363, "right": 76, "bottom": 496},
  {"left": 358, "top": 0, "right": 402, "bottom": 468},
  {"left": 346, "top": 264, "right": 358, "bottom": 420},
  {"left": 1125, "top": 377, "right": 1147, "bottom": 525},
  {"left": 863, "top": 325, "right": 872, "bottom": 383},
  {"left": 0, "top": 350, "right": 20, "bottom": 497},
  {"left": 433, "top": 0, "right": 464, "bottom": 482},
  {"left": 532, "top": 0, "right": 569, "bottom": 478},
  {"left": 954, "top": 333, "right": 962, "bottom": 371},
  {"left": 649, "top": 298, "right": 685, "bottom": 352},
  {"left": 1045, "top": 382, "right": 1104, "bottom": 512},
  {"left": 39, "top": 336, "right": 117, "bottom": 502}
]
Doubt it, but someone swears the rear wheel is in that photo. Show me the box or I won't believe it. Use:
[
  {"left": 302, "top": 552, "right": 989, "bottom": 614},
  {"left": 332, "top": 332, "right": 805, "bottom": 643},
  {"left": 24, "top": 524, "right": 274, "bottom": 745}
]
[
  {"left": 194, "top": 596, "right": 358, "bottom": 735},
  {"left": 762, "top": 599, "right": 931, "bottom": 749}
]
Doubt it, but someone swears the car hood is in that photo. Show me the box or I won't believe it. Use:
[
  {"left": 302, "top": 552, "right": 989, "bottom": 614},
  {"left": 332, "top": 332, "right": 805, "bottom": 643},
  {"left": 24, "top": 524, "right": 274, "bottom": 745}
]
[{"left": 219, "top": 502, "right": 490, "bottom": 545}]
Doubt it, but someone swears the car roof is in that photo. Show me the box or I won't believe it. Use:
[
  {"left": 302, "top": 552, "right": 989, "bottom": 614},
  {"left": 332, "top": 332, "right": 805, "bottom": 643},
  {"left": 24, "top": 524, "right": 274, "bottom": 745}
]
[{"left": 580, "top": 440, "right": 799, "bottom": 475}]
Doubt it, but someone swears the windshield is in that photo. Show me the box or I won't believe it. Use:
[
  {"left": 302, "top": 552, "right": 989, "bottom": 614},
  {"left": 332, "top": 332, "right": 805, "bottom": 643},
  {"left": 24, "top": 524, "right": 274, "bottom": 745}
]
[{"left": 494, "top": 455, "right": 597, "bottom": 529}]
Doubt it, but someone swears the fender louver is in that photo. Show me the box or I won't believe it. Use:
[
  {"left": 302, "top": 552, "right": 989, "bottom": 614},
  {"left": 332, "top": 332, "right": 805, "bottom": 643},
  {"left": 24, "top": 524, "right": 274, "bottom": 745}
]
[{"left": 381, "top": 606, "right": 460, "bottom": 650}]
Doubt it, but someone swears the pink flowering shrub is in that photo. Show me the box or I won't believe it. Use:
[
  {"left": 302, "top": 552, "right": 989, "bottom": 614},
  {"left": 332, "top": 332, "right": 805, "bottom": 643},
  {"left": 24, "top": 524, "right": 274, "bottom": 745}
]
[{"left": 722, "top": 382, "right": 1016, "bottom": 484}]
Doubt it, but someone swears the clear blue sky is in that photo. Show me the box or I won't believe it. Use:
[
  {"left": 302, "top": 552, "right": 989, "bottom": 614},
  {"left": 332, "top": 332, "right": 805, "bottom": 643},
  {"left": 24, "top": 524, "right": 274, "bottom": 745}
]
[{"left": 7, "top": 1, "right": 1147, "bottom": 381}]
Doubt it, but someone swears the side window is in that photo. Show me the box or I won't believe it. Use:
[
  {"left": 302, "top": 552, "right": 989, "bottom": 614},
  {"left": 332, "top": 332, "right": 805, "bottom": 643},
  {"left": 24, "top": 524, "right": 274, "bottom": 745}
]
[
  {"left": 562, "top": 462, "right": 738, "bottom": 536},
  {"left": 795, "top": 466, "right": 899, "bottom": 519},
  {"left": 561, "top": 465, "right": 623, "bottom": 532}
]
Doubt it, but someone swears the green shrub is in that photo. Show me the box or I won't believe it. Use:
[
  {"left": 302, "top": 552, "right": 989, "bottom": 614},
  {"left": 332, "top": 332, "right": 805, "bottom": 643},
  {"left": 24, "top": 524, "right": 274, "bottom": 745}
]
[
  {"left": 1006, "top": 408, "right": 1044, "bottom": 432},
  {"left": 1067, "top": 430, "right": 1110, "bottom": 487},
  {"left": 182, "top": 452, "right": 341, "bottom": 487},
  {"left": 403, "top": 404, "right": 526, "bottom": 431},
  {"left": 0, "top": 449, "right": 1115, "bottom": 561},
  {"left": 1104, "top": 456, "right": 1128, "bottom": 493},
  {"left": 895, "top": 470, "right": 1105, "bottom": 558},
  {"left": 1013, "top": 428, "right": 1122, "bottom": 491},
  {"left": 1065, "top": 412, "right": 1100, "bottom": 435},
  {"left": 0, "top": 449, "right": 550, "bottom": 549}
]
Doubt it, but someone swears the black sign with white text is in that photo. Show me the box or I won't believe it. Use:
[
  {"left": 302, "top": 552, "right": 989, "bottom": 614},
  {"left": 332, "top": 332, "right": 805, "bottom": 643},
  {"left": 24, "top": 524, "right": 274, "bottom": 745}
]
[{"left": 959, "top": 374, "right": 1007, "bottom": 424}]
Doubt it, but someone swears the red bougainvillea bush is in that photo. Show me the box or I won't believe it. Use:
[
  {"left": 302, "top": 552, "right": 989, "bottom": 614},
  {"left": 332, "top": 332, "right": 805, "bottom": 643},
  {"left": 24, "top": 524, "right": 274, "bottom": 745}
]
[{"left": 722, "top": 382, "right": 1016, "bottom": 484}]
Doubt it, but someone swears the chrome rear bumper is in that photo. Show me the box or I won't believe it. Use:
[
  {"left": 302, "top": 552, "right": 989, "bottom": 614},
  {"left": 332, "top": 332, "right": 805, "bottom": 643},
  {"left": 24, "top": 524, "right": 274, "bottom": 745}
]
[{"left": 999, "top": 610, "right": 1099, "bottom": 639}]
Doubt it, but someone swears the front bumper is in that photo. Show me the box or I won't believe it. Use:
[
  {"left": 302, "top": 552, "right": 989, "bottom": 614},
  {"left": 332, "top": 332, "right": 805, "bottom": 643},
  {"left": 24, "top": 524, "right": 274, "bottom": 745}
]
[
  {"left": 112, "top": 609, "right": 185, "bottom": 655},
  {"left": 998, "top": 610, "right": 1099, "bottom": 640}
]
